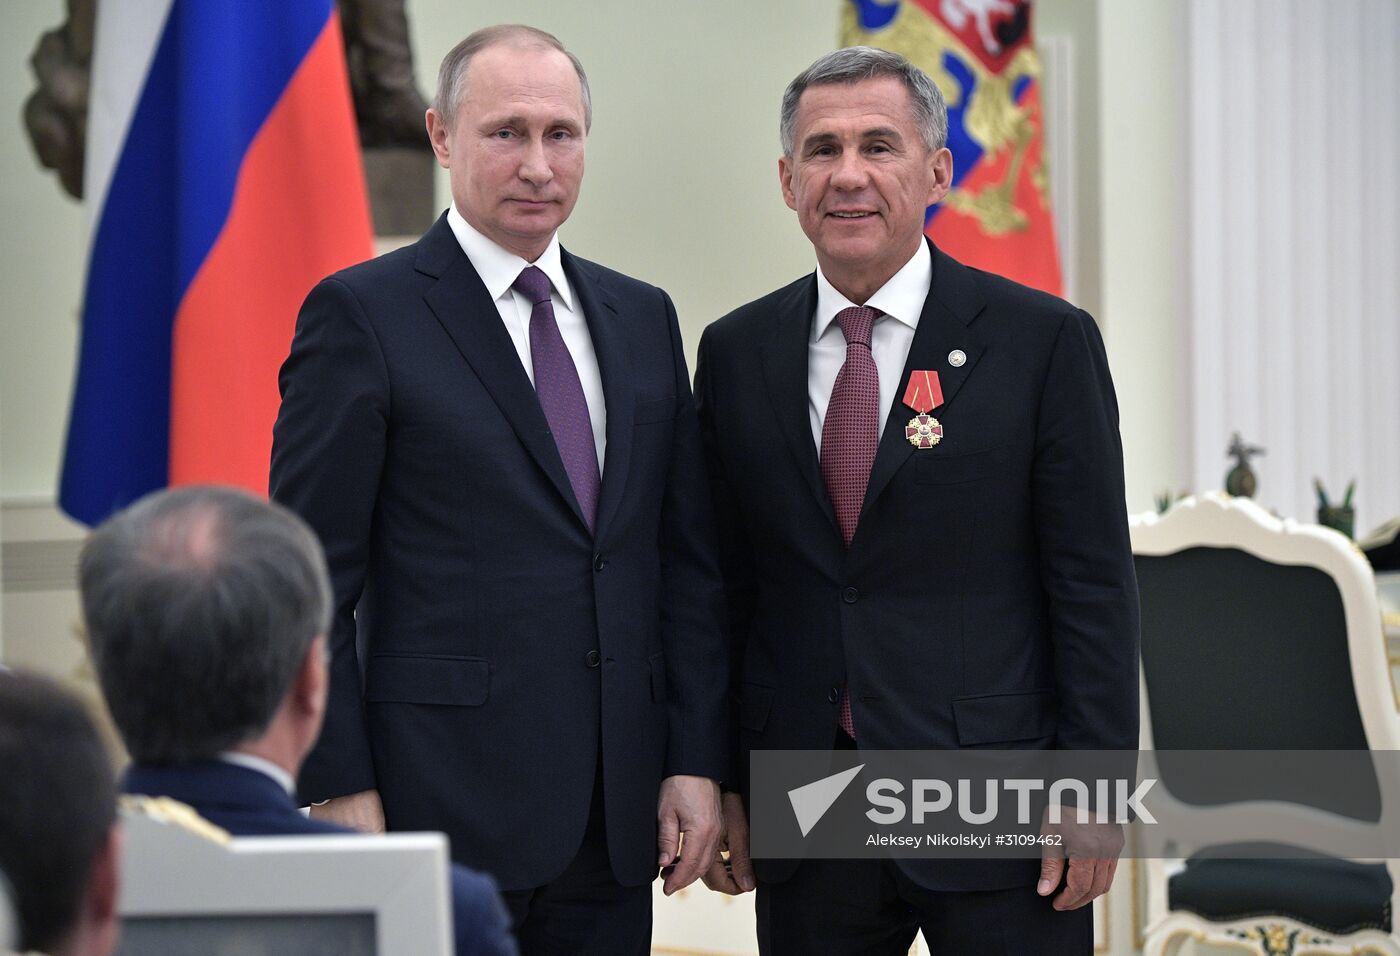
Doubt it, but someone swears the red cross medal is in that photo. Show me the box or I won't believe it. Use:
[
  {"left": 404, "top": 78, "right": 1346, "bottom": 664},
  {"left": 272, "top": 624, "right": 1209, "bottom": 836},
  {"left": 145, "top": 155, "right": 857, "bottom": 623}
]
[{"left": 903, "top": 370, "right": 944, "bottom": 448}]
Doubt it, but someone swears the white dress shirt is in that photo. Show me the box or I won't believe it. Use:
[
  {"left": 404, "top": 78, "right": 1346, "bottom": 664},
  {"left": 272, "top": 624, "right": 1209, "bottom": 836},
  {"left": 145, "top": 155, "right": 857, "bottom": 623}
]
[
  {"left": 809, "top": 240, "right": 933, "bottom": 452},
  {"left": 446, "top": 205, "right": 607, "bottom": 472}
]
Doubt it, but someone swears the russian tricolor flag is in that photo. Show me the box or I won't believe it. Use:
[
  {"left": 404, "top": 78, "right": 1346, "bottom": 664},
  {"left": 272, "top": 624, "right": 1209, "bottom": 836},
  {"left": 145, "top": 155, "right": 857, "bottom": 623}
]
[{"left": 61, "top": 0, "right": 375, "bottom": 525}]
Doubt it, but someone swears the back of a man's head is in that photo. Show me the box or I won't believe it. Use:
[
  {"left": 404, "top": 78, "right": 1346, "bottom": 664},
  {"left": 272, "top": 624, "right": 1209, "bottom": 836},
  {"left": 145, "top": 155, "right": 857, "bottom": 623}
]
[
  {"left": 0, "top": 671, "right": 119, "bottom": 956},
  {"left": 79, "top": 486, "right": 332, "bottom": 764}
]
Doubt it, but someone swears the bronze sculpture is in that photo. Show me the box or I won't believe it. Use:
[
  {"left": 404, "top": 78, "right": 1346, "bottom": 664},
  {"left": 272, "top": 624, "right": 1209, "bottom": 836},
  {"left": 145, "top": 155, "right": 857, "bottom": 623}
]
[{"left": 1225, "top": 432, "right": 1265, "bottom": 498}]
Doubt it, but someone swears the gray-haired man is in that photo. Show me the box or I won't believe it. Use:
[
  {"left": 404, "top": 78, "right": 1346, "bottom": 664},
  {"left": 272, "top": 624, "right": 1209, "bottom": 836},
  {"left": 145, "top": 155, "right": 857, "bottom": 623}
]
[
  {"left": 79, "top": 486, "right": 517, "bottom": 956},
  {"left": 695, "top": 47, "right": 1138, "bottom": 953}
]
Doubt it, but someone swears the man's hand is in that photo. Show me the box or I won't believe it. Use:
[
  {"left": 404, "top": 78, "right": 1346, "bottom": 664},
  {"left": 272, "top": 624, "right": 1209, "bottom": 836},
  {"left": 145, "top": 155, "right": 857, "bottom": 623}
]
[
  {"left": 702, "top": 792, "right": 755, "bottom": 894},
  {"left": 1036, "top": 805, "right": 1124, "bottom": 910},
  {"left": 657, "top": 774, "right": 721, "bottom": 896},
  {"left": 309, "top": 788, "right": 386, "bottom": 833}
]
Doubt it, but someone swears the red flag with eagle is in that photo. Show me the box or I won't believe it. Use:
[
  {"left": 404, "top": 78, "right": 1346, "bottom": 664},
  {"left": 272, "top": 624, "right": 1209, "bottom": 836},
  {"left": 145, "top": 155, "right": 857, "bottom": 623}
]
[{"left": 842, "top": 0, "right": 1062, "bottom": 295}]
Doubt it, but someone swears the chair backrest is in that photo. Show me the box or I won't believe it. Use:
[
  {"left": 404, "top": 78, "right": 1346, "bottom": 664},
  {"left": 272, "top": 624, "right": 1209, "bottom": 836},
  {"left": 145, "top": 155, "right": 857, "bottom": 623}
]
[
  {"left": 115, "top": 805, "right": 452, "bottom": 956},
  {"left": 1130, "top": 494, "right": 1398, "bottom": 819}
]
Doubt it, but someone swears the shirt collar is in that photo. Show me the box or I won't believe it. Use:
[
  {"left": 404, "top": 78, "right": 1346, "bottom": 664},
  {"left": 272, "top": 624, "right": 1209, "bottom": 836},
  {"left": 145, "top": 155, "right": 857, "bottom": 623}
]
[
  {"left": 218, "top": 752, "right": 296, "bottom": 796},
  {"left": 812, "top": 239, "right": 932, "bottom": 342},
  {"left": 446, "top": 204, "right": 574, "bottom": 311}
]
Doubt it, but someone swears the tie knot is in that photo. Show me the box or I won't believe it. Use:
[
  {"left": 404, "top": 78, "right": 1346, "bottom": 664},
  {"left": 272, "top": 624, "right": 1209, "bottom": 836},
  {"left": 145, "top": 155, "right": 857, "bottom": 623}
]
[
  {"left": 835, "top": 306, "right": 879, "bottom": 349},
  {"left": 514, "top": 265, "right": 553, "bottom": 305}
]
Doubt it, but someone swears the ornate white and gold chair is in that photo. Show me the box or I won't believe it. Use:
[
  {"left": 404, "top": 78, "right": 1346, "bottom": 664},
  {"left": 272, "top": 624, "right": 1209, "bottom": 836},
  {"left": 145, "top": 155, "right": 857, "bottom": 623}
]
[{"left": 1131, "top": 493, "right": 1400, "bottom": 956}]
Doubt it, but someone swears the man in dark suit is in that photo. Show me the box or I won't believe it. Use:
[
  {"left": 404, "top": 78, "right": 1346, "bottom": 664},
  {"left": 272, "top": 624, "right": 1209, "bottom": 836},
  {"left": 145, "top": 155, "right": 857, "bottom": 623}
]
[
  {"left": 78, "top": 486, "right": 516, "bottom": 956},
  {"left": 695, "top": 47, "right": 1139, "bottom": 954},
  {"left": 269, "top": 24, "right": 728, "bottom": 954}
]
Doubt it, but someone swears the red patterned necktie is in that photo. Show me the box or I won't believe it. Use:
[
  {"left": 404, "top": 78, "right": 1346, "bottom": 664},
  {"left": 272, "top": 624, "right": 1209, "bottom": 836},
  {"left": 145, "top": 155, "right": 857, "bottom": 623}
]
[
  {"left": 514, "top": 266, "right": 600, "bottom": 533},
  {"left": 820, "top": 305, "right": 881, "bottom": 738}
]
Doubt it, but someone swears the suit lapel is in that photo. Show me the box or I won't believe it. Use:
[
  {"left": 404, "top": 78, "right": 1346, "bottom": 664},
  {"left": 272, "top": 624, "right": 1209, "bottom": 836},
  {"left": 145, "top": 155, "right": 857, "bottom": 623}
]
[
  {"left": 417, "top": 217, "right": 589, "bottom": 531},
  {"left": 564, "top": 251, "right": 632, "bottom": 544},
  {"left": 860, "top": 242, "right": 987, "bottom": 518},
  {"left": 759, "top": 276, "right": 840, "bottom": 536}
]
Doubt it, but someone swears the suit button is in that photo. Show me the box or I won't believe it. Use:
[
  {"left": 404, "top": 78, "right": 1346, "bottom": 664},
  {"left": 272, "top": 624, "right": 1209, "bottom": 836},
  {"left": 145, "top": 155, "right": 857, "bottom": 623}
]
[
  {"left": 585, "top": 649, "right": 601, "bottom": 668},
  {"left": 842, "top": 587, "right": 859, "bottom": 604},
  {"left": 828, "top": 686, "right": 840, "bottom": 703},
  {"left": 593, "top": 555, "right": 607, "bottom": 572}
]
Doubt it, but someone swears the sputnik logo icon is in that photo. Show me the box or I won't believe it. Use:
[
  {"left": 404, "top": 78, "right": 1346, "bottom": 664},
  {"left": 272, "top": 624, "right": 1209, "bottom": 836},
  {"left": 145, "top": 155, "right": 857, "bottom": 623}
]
[{"left": 787, "top": 765, "right": 864, "bottom": 837}]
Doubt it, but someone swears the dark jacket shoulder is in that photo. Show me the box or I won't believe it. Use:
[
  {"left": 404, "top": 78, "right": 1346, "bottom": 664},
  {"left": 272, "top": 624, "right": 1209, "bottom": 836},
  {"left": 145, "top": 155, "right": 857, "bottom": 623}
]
[
  {"left": 565, "top": 253, "right": 663, "bottom": 299},
  {"left": 949, "top": 258, "right": 1082, "bottom": 326},
  {"left": 703, "top": 273, "right": 813, "bottom": 348},
  {"left": 323, "top": 240, "right": 420, "bottom": 288}
]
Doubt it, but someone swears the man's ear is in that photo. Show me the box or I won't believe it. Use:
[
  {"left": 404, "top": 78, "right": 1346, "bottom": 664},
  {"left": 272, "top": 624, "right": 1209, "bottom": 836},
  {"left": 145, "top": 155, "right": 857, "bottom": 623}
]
[
  {"left": 926, "top": 146, "right": 954, "bottom": 205},
  {"left": 425, "top": 109, "right": 452, "bottom": 169},
  {"left": 779, "top": 156, "right": 798, "bottom": 212},
  {"left": 293, "top": 637, "right": 329, "bottom": 721},
  {"left": 85, "top": 824, "right": 123, "bottom": 954}
]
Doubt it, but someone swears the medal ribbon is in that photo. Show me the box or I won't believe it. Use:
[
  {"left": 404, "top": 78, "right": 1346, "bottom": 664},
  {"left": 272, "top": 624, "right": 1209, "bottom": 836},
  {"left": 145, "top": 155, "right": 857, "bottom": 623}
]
[{"left": 902, "top": 370, "right": 944, "bottom": 413}]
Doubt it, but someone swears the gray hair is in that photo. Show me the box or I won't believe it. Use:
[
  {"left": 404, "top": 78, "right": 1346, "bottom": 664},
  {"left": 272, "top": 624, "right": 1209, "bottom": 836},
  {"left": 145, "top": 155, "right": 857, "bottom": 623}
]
[
  {"left": 79, "top": 486, "right": 332, "bottom": 764},
  {"left": 433, "top": 24, "right": 593, "bottom": 131},
  {"left": 780, "top": 46, "right": 948, "bottom": 156}
]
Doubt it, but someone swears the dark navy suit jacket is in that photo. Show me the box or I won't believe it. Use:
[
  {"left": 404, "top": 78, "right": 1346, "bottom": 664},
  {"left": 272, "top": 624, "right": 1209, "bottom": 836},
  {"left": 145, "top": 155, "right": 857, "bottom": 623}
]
[
  {"left": 270, "top": 213, "right": 729, "bottom": 890},
  {"left": 122, "top": 761, "right": 517, "bottom": 956},
  {"left": 696, "top": 241, "right": 1140, "bottom": 890}
]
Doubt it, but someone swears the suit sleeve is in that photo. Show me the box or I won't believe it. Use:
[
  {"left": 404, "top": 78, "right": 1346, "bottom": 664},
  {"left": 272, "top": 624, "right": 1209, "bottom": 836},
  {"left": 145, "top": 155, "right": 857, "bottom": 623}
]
[
  {"left": 1032, "top": 307, "right": 1140, "bottom": 751},
  {"left": 449, "top": 864, "right": 518, "bottom": 956},
  {"left": 270, "top": 277, "right": 389, "bottom": 802},
  {"left": 693, "top": 325, "right": 759, "bottom": 786},
  {"left": 655, "top": 289, "right": 730, "bottom": 781}
]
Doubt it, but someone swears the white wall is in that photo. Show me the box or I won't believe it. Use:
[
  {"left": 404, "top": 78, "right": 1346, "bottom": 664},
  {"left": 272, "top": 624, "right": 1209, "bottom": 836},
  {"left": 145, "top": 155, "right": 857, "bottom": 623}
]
[
  {"left": 0, "top": 1, "right": 91, "bottom": 666},
  {"left": 1095, "top": 0, "right": 1189, "bottom": 516},
  {"left": 0, "top": 1, "right": 86, "bottom": 502}
]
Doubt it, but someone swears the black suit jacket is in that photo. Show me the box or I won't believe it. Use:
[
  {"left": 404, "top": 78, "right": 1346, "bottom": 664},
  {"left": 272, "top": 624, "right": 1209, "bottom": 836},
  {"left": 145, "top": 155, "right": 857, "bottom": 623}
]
[
  {"left": 123, "top": 761, "right": 517, "bottom": 956},
  {"left": 270, "top": 214, "right": 728, "bottom": 890},
  {"left": 695, "top": 241, "right": 1139, "bottom": 890}
]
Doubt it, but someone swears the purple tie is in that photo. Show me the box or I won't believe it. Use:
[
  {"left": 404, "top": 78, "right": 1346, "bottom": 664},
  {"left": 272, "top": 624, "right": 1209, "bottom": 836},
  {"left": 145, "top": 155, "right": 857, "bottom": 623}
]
[
  {"left": 820, "top": 305, "right": 881, "bottom": 738},
  {"left": 514, "top": 266, "right": 600, "bottom": 533}
]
